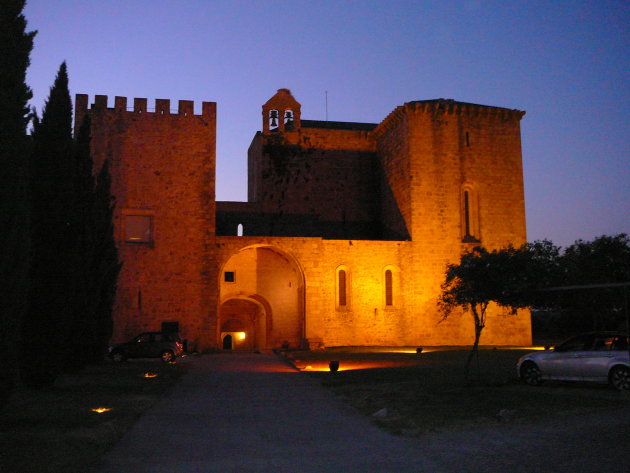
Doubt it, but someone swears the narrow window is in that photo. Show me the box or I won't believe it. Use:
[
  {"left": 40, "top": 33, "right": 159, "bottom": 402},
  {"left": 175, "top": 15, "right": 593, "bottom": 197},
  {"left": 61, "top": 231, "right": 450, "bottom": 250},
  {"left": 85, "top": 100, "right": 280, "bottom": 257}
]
[
  {"left": 237, "top": 223, "right": 243, "bottom": 236},
  {"left": 338, "top": 270, "right": 347, "bottom": 306},
  {"left": 224, "top": 271, "right": 235, "bottom": 283},
  {"left": 464, "top": 190, "right": 471, "bottom": 238},
  {"left": 465, "top": 131, "right": 470, "bottom": 147},
  {"left": 461, "top": 185, "right": 480, "bottom": 243},
  {"left": 385, "top": 270, "right": 393, "bottom": 306}
]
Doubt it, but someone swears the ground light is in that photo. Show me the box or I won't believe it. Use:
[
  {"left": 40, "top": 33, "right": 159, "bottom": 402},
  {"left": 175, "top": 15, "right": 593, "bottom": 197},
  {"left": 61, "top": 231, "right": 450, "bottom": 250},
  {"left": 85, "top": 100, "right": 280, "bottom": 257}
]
[
  {"left": 91, "top": 407, "right": 112, "bottom": 414},
  {"left": 295, "top": 346, "right": 548, "bottom": 372},
  {"left": 143, "top": 372, "right": 158, "bottom": 378}
]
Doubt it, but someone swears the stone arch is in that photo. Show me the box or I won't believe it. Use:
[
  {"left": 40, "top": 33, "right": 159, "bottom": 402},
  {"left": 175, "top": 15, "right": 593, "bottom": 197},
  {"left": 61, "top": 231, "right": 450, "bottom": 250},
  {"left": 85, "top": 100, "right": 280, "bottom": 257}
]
[
  {"left": 218, "top": 295, "right": 270, "bottom": 351},
  {"left": 218, "top": 244, "right": 305, "bottom": 349}
]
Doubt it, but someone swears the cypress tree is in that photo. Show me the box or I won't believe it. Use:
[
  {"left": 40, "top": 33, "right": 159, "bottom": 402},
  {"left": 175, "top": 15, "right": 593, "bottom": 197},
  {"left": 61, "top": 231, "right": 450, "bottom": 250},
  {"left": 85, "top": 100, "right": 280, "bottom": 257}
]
[
  {"left": 21, "top": 62, "right": 75, "bottom": 387},
  {"left": 91, "top": 159, "right": 121, "bottom": 362},
  {"left": 0, "top": 0, "right": 36, "bottom": 403},
  {"left": 73, "top": 116, "right": 121, "bottom": 364}
]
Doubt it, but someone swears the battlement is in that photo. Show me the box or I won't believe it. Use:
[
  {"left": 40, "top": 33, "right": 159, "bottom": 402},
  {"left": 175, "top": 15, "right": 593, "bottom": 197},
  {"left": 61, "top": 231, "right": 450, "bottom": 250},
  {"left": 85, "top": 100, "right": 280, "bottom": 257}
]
[
  {"left": 406, "top": 99, "right": 525, "bottom": 120},
  {"left": 75, "top": 94, "right": 216, "bottom": 118},
  {"left": 373, "top": 99, "right": 525, "bottom": 138}
]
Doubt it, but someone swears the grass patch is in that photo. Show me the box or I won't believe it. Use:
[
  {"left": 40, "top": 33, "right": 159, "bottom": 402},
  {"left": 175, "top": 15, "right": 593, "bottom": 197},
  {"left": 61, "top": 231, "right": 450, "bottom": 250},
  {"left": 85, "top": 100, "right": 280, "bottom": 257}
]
[
  {"left": 296, "top": 348, "right": 630, "bottom": 436},
  {"left": 0, "top": 359, "right": 187, "bottom": 473}
]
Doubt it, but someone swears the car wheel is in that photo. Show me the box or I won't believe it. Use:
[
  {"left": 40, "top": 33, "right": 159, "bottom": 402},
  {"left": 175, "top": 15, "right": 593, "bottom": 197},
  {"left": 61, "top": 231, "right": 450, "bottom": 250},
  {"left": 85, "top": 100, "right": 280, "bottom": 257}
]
[
  {"left": 111, "top": 351, "right": 127, "bottom": 362},
  {"left": 161, "top": 350, "right": 175, "bottom": 363},
  {"left": 520, "top": 362, "right": 543, "bottom": 386},
  {"left": 609, "top": 366, "right": 630, "bottom": 391}
]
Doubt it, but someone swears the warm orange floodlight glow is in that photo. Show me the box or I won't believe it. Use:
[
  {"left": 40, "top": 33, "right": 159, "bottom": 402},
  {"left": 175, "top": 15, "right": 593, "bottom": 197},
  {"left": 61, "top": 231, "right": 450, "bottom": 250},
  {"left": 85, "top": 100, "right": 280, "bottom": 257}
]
[
  {"left": 143, "top": 372, "right": 158, "bottom": 378},
  {"left": 91, "top": 407, "right": 112, "bottom": 414},
  {"left": 237, "top": 332, "right": 246, "bottom": 341}
]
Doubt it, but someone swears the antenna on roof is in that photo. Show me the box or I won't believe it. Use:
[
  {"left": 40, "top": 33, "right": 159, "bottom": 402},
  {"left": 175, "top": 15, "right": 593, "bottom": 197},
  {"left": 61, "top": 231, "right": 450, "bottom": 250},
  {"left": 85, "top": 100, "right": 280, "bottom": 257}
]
[{"left": 325, "top": 90, "right": 328, "bottom": 122}]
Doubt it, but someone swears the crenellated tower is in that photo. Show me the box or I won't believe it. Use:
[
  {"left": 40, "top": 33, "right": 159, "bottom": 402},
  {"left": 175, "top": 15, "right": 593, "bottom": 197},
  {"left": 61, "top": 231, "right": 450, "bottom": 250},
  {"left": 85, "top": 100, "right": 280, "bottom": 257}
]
[{"left": 75, "top": 94, "right": 217, "bottom": 347}]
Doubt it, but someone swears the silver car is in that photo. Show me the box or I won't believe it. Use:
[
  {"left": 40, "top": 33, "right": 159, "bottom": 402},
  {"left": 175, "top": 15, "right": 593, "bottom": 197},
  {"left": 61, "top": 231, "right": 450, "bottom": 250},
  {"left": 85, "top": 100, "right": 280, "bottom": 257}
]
[{"left": 517, "top": 332, "right": 630, "bottom": 391}]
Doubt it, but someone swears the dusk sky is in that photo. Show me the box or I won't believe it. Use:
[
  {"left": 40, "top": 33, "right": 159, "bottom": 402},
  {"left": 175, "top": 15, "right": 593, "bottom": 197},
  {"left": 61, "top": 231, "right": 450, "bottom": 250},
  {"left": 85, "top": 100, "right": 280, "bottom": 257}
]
[{"left": 23, "top": 0, "right": 628, "bottom": 248}]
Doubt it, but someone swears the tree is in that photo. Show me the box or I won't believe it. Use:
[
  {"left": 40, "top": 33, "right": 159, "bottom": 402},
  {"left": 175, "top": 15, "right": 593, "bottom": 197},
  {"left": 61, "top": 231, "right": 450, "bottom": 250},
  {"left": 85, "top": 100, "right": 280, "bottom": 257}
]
[
  {"left": 554, "top": 234, "right": 630, "bottom": 332},
  {"left": 20, "top": 62, "right": 75, "bottom": 387},
  {"left": 92, "top": 160, "right": 121, "bottom": 360},
  {"left": 439, "top": 246, "right": 536, "bottom": 381},
  {"left": 0, "top": 0, "right": 36, "bottom": 404},
  {"left": 74, "top": 116, "right": 121, "bottom": 363}
]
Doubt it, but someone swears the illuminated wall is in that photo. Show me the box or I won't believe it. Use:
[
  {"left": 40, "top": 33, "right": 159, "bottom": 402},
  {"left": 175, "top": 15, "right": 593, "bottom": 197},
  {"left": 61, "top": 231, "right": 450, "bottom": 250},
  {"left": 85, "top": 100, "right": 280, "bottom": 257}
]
[
  {"left": 79, "top": 89, "right": 532, "bottom": 350},
  {"left": 76, "top": 95, "right": 216, "bottom": 344}
]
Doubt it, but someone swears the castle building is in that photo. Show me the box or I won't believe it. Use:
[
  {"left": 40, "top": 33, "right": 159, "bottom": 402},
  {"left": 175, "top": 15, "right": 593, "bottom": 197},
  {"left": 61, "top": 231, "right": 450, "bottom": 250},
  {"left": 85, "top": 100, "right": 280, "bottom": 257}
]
[{"left": 75, "top": 88, "right": 531, "bottom": 351}]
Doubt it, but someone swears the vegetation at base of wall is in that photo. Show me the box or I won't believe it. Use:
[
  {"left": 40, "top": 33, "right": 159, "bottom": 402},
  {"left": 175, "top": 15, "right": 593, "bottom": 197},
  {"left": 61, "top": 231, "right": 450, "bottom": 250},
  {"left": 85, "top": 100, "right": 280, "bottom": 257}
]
[
  {"left": 0, "top": 0, "right": 37, "bottom": 406},
  {"left": 0, "top": 360, "right": 187, "bottom": 473}
]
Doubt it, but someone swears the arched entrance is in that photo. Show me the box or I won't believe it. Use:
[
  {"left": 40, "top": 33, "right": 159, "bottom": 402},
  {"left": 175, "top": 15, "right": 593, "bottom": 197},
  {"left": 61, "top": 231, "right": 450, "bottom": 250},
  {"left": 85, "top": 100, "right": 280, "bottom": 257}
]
[
  {"left": 219, "top": 298, "right": 266, "bottom": 351},
  {"left": 219, "top": 245, "right": 305, "bottom": 350}
]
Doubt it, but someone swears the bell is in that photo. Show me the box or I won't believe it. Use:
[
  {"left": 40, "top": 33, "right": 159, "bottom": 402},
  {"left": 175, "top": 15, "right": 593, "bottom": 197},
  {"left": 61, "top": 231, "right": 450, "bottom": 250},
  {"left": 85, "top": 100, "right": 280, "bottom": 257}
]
[
  {"left": 285, "top": 110, "right": 293, "bottom": 120},
  {"left": 270, "top": 110, "right": 278, "bottom": 127}
]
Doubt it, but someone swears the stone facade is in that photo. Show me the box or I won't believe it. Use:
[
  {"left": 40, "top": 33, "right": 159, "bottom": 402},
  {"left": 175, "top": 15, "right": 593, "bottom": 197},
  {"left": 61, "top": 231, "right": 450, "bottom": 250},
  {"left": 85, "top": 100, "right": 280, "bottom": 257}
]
[{"left": 76, "top": 88, "right": 531, "bottom": 351}]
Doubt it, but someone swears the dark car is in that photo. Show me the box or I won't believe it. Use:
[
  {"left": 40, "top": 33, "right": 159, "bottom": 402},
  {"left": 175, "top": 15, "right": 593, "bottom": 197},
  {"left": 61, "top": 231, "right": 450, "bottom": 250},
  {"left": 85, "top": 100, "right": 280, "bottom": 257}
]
[
  {"left": 109, "top": 332, "right": 184, "bottom": 362},
  {"left": 517, "top": 331, "right": 630, "bottom": 390}
]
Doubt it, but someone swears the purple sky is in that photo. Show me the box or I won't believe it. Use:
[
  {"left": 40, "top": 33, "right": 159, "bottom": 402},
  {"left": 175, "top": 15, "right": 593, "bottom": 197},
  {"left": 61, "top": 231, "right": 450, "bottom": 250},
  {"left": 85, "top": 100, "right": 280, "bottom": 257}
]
[{"left": 24, "top": 1, "right": 629, "bottom": 248}]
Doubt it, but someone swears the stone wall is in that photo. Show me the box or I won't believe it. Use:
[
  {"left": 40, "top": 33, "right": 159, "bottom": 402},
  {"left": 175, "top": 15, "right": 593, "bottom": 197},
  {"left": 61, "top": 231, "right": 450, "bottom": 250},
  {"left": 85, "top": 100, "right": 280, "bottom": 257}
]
[
  {"left": 79, "top": 90, "right": 532, "bottom": 351},
  {"left": 75, "top": 95, "right": 216, "bottom": 344},
  {"left": 212, "top": 236, "right": 531, "bottom": 349}
]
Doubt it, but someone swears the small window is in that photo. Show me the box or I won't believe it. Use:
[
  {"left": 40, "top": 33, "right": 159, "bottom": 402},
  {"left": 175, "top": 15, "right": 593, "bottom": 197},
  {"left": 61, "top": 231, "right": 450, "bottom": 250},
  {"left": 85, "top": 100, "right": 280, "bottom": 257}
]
[
  {"left": 125, "top": 215, "right": 153, "bottom": 243},
  {"left": 237, "top": 224, "right": 243, "bottom": 236},
  {"left": 224, "top": 271, "right": 235, "bottom": 283},
  {"left": 385, "top": 269, "right": 393, "bottom": 306},
  {"left": 336, "top": 266, "right": 351, "bottom": 310},
  {"left": 464, "top": 191, "right": 472, "bottom": 236},
  {"left": 461, "top": 185, "right": 480, "bottom": 243},
  {"left": 338, "top": 270, "right": 347, "bottom": 307}
]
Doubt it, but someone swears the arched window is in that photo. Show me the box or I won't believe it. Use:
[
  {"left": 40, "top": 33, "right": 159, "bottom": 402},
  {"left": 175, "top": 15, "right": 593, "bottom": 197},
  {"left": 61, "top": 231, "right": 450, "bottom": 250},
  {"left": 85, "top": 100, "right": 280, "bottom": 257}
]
[
  {"left": 338, "top": 270, "right": 347, "bottom": 306},
  {"left": 237, "top": 223, "right": 243, "bottom": 237},
  {"left": 383, "top": 265, "right": 399, "bottom": 308},
  {"left": 385, "top": 269, "right": 393, "bottom": 306},
  {"left": 336, "top": 266, "right": 351, "bottom": 310},
  {"left": 461, "top": 184, "right": 480, "bottom": 243}
]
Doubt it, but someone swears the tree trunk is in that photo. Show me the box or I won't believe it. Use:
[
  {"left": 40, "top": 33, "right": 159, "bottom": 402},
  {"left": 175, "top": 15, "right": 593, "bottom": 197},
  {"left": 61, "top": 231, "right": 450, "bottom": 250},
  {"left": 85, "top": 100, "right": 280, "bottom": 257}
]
[{"left": 465, "top": 304, "right": 485, "bottom": 383}]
